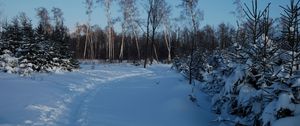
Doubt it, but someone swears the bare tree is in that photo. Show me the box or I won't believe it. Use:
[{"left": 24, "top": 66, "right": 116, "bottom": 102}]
[
  {"left": 203, "top": 25, "right": 217, "bottom": 51},
  {"left": 118, "top": 0, "right": 141, "bottom": 61},
  {"left": 162, "top": 4, "right": 172, "bottom": 63},
  {"left": 97, "top": 0, "right": 116, "bottom": 62},
  {"left": 150, "top": 0, "right": 170, "bottom": 64},
  {"left": 232, "top": 0, "right": 245, "bottom": 21},
  {"left": 143, "top": 0, "right": 170, "bottom": 67},
  {"left": 36, "top": 7, "right": 51, "bottom": 36},
  {"left": 74, "top": 23, "right": 83, "bottom": 58},
  {"left": 232, "top": 0, "right": 245, "bottom": 47},
  {"left": 143, "top": 0, "right": 152, "bottom": 68},
  {"left": 83, "top": 0, "right": 95, "bottom": 59},
  {"left": 90, "top": 25, "right": 102, "bottom": 59},
  {"left": 217, "top": 23, "right": 232, "bottom": 49},
  {"left": 179, "top": 0, "right": 203, "bottom": 84},
  {"left": 51, "top": 7, "right": 64, "bottom": 27}
]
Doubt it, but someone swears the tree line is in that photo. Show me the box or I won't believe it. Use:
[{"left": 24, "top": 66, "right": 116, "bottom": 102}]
[
  {"left": 72, "top": 0, "right": 238, "bottom": 67},
  {"left": 0, "top": 0, "right": 263, "bottom": 69}
]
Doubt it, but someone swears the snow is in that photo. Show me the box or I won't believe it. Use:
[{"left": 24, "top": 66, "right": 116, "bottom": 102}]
[
  {"left": 262, "top": 100, "right": 276, "bottom": 126},
  {"left": 0, "top": 63, "right": 214, "bottom": 126},
  {"left": 273, "top": 104, "right": 300, "bottom": 126},
  {"left": 233, "top": 43, "right": 237, "bottom": 47},
  {"left": 224, "top": 65, "right": 245, "bottom": 95},
  {"left": 273, "top": 115, "right": 300, "bottom": 126},
  {"left": 291, "top": 78, "right": 300, "bottom": 87},
  {"left": 290, "top": 27, "right": 295, "bottom": 32},
  {"left": 276, "top": 93, "right": 295, "bottom": 111},
  {"left": 237, "top": 84, "right": 256, "bottom": 107}
]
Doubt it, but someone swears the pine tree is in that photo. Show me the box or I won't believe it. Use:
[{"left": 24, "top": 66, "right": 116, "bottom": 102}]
[
  {"left": 35, "top": 23, "right": 52, "bottom": 71},
  {"left": 52, "top": 23, "right": 78, "bottom": 70},
  {"left": 281, "top": 0, "right": 300, "bottom": 76},
  {"left": 1, "top": 17, "right": 22, "bottom": 55},
  {"left": 18, "top": 13, "right": 36, "bottom": 74},
  {"left": 51, "top": 7, "right": 79, "bottom": 70}
]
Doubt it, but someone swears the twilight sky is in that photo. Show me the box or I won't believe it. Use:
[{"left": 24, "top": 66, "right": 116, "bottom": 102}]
[{"left": 0, "top": 0, "right": 288, "bottom": 32}]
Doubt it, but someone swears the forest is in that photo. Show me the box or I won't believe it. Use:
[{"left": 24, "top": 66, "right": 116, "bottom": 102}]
[{"left": 0, "top": 0, "right": 300, "bottom": 126}]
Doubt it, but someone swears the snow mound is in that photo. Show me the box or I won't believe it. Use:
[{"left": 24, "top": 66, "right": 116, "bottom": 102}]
[{"left": 276, "top": 93, "right": 295, "bottom": 112}]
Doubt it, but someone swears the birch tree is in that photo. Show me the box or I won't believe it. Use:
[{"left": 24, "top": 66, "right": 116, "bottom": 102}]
[
  {"left": 36, "top": 7, "right": 51, "bottom": 37},
  {"left": 143, "top": 0, "right": 170, "bottom": 67},
  {"left": 232, "top": 0, "right": 245, "bottom": 47},
  {"left": 162, "top": 4, "right": 172, "bottom": 63},
  {"left": 118, "top": 0, "right": 141, "bottom": 61},
  {"left": 97, "top": 0, "right": 115, "bottom": 62},
  {"left": 83, "top": 0, "right": 95, "bottom": 59}
]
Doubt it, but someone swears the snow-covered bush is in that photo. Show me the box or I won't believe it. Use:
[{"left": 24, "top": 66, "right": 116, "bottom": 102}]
[
  {"left": 206, "top": 57, "right": 297, "bottom": 126},
  {"left": 18, "top": 59, "right": 34, "bottom": 76},
  {"left": 172, "top": 49, "right": 207, "bottom": 81},
  {"left": 172, "top": 55, "right": 189, "bottom": 76},
  {"left": 0, "top": 50, "right": 19, "bottom": 73}
]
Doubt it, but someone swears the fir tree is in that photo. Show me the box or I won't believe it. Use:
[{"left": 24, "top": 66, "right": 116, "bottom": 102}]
[
  {"left": 17, "top": 13, "right": 40, "bottom": 74},
  {"left": 1, "top": 17, "right": 22, "bottom": 55},
  {"left": 281, "top": 0, "right": 300, "bottom": 76}
]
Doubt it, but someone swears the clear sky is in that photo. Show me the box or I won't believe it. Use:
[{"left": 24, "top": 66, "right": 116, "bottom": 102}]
[{"left": 0, "top": 0, "right": 288, "bottom": 32}]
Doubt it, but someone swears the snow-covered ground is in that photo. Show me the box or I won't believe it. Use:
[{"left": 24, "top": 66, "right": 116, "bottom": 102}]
[{"left": 0, "top": 63, "right": 214, "bottom": 126}]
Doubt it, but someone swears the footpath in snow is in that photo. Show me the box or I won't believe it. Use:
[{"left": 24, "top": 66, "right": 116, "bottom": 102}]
[{"left": 0, "top": 63, "right": 214, "bottom": 126}]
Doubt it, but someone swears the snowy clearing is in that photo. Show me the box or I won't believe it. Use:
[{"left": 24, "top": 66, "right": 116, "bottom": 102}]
[{"left": 0, "top": 63, "right": 213, "bottom": 126}]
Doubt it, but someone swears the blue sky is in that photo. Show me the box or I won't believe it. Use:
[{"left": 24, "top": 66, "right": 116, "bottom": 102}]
[{"left": 0, "top": 0, "right": 287, "bottom": 32}]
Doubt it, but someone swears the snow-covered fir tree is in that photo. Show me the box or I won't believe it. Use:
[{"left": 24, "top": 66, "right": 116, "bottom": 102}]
[
  {"left": 1, "top": 17, "right": 22, "bottom": 55},
  {"left": 0, "top": 10, "right": 79, "bottom": 75},
  {"left": 173, "top": 0, "right": 300, "bottom": 126},
  {"left": 17, "top": 13, "right": 36, "bottom": 75}
]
